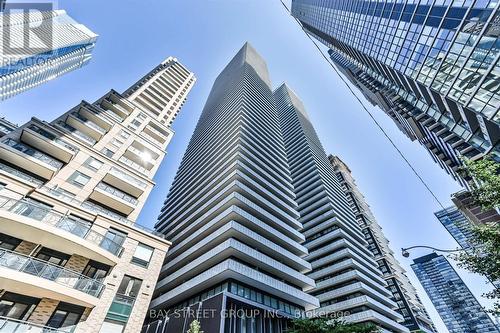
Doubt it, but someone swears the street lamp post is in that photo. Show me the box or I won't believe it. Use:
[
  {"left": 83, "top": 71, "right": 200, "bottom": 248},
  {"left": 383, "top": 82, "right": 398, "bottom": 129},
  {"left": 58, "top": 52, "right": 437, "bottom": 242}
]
[{"left": 401, "top": 246, "right": 464, "bottom": 258}]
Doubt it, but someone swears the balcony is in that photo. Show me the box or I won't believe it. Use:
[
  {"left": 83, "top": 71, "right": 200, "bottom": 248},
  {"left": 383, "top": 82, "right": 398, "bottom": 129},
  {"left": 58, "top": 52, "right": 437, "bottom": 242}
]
[
  {"left": 66, "top": 114, "right": 105, "bottom": 140},
  {"left": 0, "top": 317, "right": 73, "bottom": 333},
  {"left": 143, "top": 125, "right": 168, "bottom": 144},
  {"left": 123, "top": 145, "right": 156, "bottom": 170},
  {"left": 0, "top": 249, "right": 104, "bottom": 307},
  {"left": 0, "top": 139, "right": 63, "bottom": 180},
  {"left": 102, "top": 167, "right": 147, "bottom": 198},
  {"left": 118, "top": 155, "right": 149, "bottom": 175},
  {"left": 0, "top": 196, "right": 123, "bottom": 265},
  {"left": 89, "top": 182, "right": 137, "bottom": 215},
  {"left": 0, "top": 162, "right": 44, "bottom": 186},
  {"left": 79, "top": 104, "right": 114, "bottom": 131},
  {"left": 55, "top": 121, "right": 96, "bottom": 146},
  {"left": 105, "top": 294, "right": 135, "bottom": 323},
  {"left": 101, "top": 98, "right": 130, "bottom": 119},
  {"left": 21, "top": 124, "right": 78, "bottom": 163}
]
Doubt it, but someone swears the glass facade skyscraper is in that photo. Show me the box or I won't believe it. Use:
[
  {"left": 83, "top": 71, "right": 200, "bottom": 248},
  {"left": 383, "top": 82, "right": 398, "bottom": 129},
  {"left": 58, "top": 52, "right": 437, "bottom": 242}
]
[
  {"left": 291, "top": 0, "right": 500, "bottom": 187},
  {"left": 434, "top": 206, "right": 476, "bottom": 250},
  {"left": 0, "top": 10, "right": 97, "bottom": 101},
  {"left": 411, "top": 253, "right": 499, "bottom": 333}
]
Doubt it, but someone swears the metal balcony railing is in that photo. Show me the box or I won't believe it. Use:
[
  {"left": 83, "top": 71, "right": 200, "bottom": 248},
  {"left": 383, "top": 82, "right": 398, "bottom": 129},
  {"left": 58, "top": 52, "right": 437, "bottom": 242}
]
[
  {"left": 0, "top": 249, "right": 105, "bottom": 297},
  {"left": 0, "top": 196, "right": 124, "bottom": 257},
  {"left": 26, "top": 124, "right": 79, "bottom": 153},
  {"left": 0, "top": 316, "right": 73, "bottom": 333},
  {"left": 96, "top": 182, "right": 138, "bottom": 206},
  {"left": 108, "top": 167, "right": 147, "bottom": 189},
  {"left": 2, "top": 139, "right": 64, "bottom": 169}
]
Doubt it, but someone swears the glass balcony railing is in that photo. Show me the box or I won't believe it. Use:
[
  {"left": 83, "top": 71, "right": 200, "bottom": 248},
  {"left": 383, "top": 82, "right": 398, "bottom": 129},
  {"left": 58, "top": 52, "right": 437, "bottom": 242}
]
[
  {"left": 26, "top": 124, "right": 78, "bottom": 153},
  {"left": 86, "top": 103, "right": 124, "bottom": 123},
  {"left": 0, "top": 162, "right": 44, "bottom": 186},
  {"left": 0, "top": 316, "right": 73, "bottom": 333},
  {"left": 119, "top": 155, "right": 149, "bottom": 174},
  {"left": 108, "top": 167, "right": 147, "bottom": 189},
  {"left": 2, "top": 138, "right": 63, "bottom": 169},
  {"left": 0, "top": 196, "right": 124, "bottom": 256},
  {"left": 141, "top": 132, "right": 164, "bottom": 147},
  {"left": 103, "top": 98, "right": 131, "bottom": 116},
  {"left": 105, "top": 294, "right": 135, "bottom": 323},
  {"left": 70, "top": 114, "right": 105, "bottom": 134},
  {"left": 96, "top": 182, "right": 138, "bottom": 206},
  {"left": 0, "top": 249, "right": 105, "bottom": 297},
  {"left": 55, "top": 121, "right": 96, "bottom": 145}
]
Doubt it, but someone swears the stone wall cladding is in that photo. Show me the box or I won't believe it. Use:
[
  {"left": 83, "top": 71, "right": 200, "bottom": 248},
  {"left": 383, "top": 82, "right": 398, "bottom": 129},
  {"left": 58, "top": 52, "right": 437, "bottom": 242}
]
[{"left": 28, "top": 298, "right": 59, "bottom": 325}]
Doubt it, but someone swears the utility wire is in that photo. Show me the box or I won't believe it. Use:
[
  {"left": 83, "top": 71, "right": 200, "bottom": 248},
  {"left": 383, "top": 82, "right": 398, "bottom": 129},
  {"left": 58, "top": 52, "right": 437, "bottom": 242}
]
[{"left": 279, "top": 0, "right": 446, "bottom": 210}]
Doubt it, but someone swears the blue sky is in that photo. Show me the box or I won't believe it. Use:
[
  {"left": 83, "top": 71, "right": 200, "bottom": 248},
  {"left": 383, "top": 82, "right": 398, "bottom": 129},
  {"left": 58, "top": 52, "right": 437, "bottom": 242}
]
[{"left": 1, "top": 1, "right": 497, "bottom": 331}]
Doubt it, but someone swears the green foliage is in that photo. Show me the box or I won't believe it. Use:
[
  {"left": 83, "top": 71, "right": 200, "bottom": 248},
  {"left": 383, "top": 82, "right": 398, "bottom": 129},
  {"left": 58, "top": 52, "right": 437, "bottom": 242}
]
[
  {"left": 456, "top": 154, "right": 500, "bottom": 315},
  {"left": 287, "top": 318, "right": 380, "bottom": 333},
  {"left": 186, "top": 320, "right": 203, "bottom": 333},
  {"left": 461, "top": 156, "right": 500, "bottom": 210},
  {"left": 454, "top": 222, "right": 500, "bottom": 315}
]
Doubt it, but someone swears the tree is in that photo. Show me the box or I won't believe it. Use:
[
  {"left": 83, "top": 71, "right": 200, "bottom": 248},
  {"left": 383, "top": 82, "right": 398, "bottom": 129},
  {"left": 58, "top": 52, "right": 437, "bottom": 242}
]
[
  {"left": 287, "top": 318, "right": 379, "bottom": 333},
  {"left": 455, "top": 155, "right": 500, "bottom": 315},
  {"left": 460, "top": 156, "right": 500, "bottom": 209},
  {"left": 186, "top": 320, "right": 203, "bottom": 333}
]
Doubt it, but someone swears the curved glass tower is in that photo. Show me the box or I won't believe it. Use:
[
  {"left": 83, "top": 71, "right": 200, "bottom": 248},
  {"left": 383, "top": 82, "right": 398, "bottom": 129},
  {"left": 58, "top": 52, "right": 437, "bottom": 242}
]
[
  {"left": 274, "top": 84, "right": 409, "bottom": 333},
  {"left": 149, "top": 43, "right": 318, "bottom": 333}
]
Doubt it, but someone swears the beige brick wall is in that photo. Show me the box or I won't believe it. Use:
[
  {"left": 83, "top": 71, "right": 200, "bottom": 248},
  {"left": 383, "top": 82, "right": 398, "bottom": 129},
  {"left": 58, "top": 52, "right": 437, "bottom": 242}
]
[
  {"left": 28, "top": 298, "right": 59, "bottom": 325},
  {"left": 65, "top": 254, "right": 90, "bottom": 273},
  {"left": 14, "top": 240, "right": 38, "bottom": 255},
  {"left": 74, "top": 238, "right": 167, "bottom": 333}
]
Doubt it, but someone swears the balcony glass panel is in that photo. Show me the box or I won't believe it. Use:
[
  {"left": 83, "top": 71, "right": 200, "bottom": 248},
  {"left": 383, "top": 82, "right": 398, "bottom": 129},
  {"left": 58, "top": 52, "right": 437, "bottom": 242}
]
[
  {"left": 70, "top": 114, "right": 105, "bottom": 133},
  {"left": 0, "top": 196, "right": 123, "bottom": 256},
  {"left": 96, "top": 182, "right": 138, "bottom": 206},
  {"left": 0, "top": 249, "right": 105, "bottom": 297},
  {"left": 2, "top": 139, "right": 63, "bottom": 169},
  {"left": 109, "top": 167, "right": 147, "bottom": 189},
  {"left": 0, "top": 316, "right": 72, "bottom": 333},
  {"left": 118, "top": 155, "right": 148, "bottom": 174},
  {"left": 55, "top": 121, "right": 96, "bottom": 145},
  {"left": 0, "top": 162, "right": 44, "bottom": 186},
  {"left": 26, "top": 125, "right": 78, "bottom": 153}
]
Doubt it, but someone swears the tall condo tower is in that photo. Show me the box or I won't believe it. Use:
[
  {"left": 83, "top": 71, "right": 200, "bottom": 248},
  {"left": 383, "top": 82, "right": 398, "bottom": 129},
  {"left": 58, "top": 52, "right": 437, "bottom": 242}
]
[
  {"left": 148, "top": 43, "right": 319, "bottom": 333},
  {"left": 0, "top": 57, "right": 195, "bottom": 332},
  {"left": 0, "top": 10, "right": 97, "bottom": 101},
  {"left": 291, "top": 0, "right": 500, "bottom": 187},
  {"left": 411, "top": 253, "right": 499, "bottom": 333},
  {"left": 274, "top": 84, "right": 408, "bottom": 333},
  {"left": 329, "top": 155, "right": 435, "bottom": 333}
]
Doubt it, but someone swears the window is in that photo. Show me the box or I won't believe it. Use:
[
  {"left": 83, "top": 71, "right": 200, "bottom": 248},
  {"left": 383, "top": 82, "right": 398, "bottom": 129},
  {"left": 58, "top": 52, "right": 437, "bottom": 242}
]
[
  {"left": 131, "top": 243, "right": 154, "bottom": 268},
  {"left": 117, "top": 275, "right": 142, "bottom": 298},
  {"left": 101, "top": 148, "right": 115, "bottom": 158},
  {"left": 84, "top": 157, "right": 103, "bottom": 171},
  {"left": 35, "top": 247, "right": 70, "bottom": 266},
  {"left": 46, "top": 302, "right": 85, "bottom": 329},
  {"left": 0, "top": 293, "right": 39, "bottom": 321},
  {"left": 101, "top": 229, "right": 126, "bottom": 255},
  {"left": 0, "top": 233, "right": 22, "bottom": 250},
  {"left": 99, "top": 320, "right": 125, "bottom": 333},
  {"left": 118, "top": 130, "right": 130, "bottom": 140},
  {"left": 67, "top": 171, "right": 91, "bottom": 188}
]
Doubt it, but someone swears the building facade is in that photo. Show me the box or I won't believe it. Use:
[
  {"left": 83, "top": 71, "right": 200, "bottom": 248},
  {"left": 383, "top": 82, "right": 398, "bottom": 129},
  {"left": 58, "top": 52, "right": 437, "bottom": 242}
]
[
  {"left": 451, "top": 190, "right": 500, "bottom": 226},
  {"left": 411, "top": 253, "right": 499, "bottom": 333},
  {"left": 146, "top": 43, "right": 319, "bottom": 333},
  {"left": 291, "top": 0, "right": 500, "bottom": 187},
  {"left": 435, "top": 205, "right": 477, "bottom": 250},
  {"left": 0, "top": 117, "right": 17, "bottom": 138},
  {"left": 329, "top": 155, "right": 435, "bottom": 333},
  {"left": 0, "top": 57, "right": 195, "bottom": 333},
  {"left": 275, "top": 83, "right": 408, "bottom": 333},
  {"left": 0, "top": 10, "right": 97, "bottom": 101}
]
